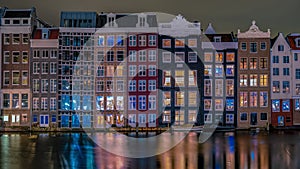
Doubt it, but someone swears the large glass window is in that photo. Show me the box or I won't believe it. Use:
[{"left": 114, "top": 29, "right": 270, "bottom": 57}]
[
  {"left": 240, "top": 74, "right": 248, "bottom": 87},
  {"left": 163, "top": 71, "right": 171, "bottom": 86},
  {"left": 250, "top": 74, "right": 258, "bottom": 86},
  {"left": 260, "top": 92, "right": 268, "bottom": 107},
  {"left": 260, "top": 75, "right": 268, "bottom": 86},
  {"left": 61, "top": 95, "right": 70, "bottom": 110},
  {"left": 12, "top": 71, "right": 20, "bottom": 85},
  {"left": 116, "top": 96, "right": 124, "bottom": 110},
  {"left": 163, "top": 92, "right": 171, "bottom": 107},
  {"left": 240, "top": 58, "right": 247, "bottom": 69},
  {"left": 3, "top": 94, "right": 10, "bottom": 108},
  {"left": 240, "top": 92, "right": 248, "bottom": 107},
  {"left": 129, "top": 96, "right": 136, "bottom": 110},
  {"left": 138, "top": 96, "right": 146, "bottom": 110},
  {"left": 282, "top": 100, "right": 290, "bottom": 111},
  {"left": 272, "top": 100, "right": 280, "bottom": 112},
  {"left": 148, "top": 96, "right": 156, "bottom": 110},
  {"left": 249, "top": 58, "right": 257, "bottom": 69},
  {"left": 175, "top": 110, "right": 185, "bottom": 125},
  {"left": 175, "top": 92, "right": 184, "bottom": 106},
  {"left": 21, "top": 94, "right": 28, "bottom": 108},
  {"left": 175, "top": 70, "right": 184, "bottom": 86},
  {"left": 249, "top": 92, "right": 258, "bottom": 107},
  {"left": 106, "top": 96, "right": 114, "bottom": 110},
  {"left": 226, "top": 99, "right": 234, "bottom": 111},
  {"left": 188, "top": 92, "right": 197, "bottom": 107}
]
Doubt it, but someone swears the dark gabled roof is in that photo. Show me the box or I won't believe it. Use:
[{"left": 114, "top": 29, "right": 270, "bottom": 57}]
[
  {"left": 205, "top": 33, "right": 235, "bottom": 42},
  {"left": 3, "top": 10, "right": 32, "bottom": 18},
  {"left": 270, "top": 35, "right": 278, "bottom": 48},
  {"left": 287, "top": 33, "right": 300, "bottom": 50}
]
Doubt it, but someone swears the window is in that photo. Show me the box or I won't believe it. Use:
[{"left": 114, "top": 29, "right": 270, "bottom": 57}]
[
  {"left": 106, "top": 80, "right": 113, "bottom": 91},
  {"left": 282, "top": 100, "right": 290, "bottom": 111},
  {"left": 163, "top": 92, "right": 171, "bottom": 107},
  {"left": 273, "top": 56, "right": 279, "bottom": 63},
  {"left": 12, "top": 71, "right": 20, "bottom": 85},
  {"left": 260, "top": 58, "right": 267, "bottom": 69},
  {"left": 148, "top": 95, "right": 156, "bottom": 110},
  {"left": 175, "top": 39, "right": 184, "bottom": 48},
  {"left": 260, "top": 113, "right": 267, "bottom": 121},
  {"left": 129, "top": 50, "right": 136, "bottom": 62},
  {"left": 204, "top": 65, "right": 212, "bottom": 76},
  {"left": 273, "top": 68, "right": 279, "bottom": 76},
  {"left": 175, "top": 91, "right": 184, "bottom": 106},
  {"left": 204, "top": 114, "right": 212, "bottom": 123},
  {"left": 283, "top": 68, "right": 290, "bottom": 76},
  {"left": 226, "top": 114, "right": 234, "bottom": 124},
  {"left": 138, "top": 114, "right": 146, "bottom": 125},
  {"left": 50, "top": 50, "right": 57, "bottom": 58},
  {"left": 33, "top": 79, "right": 40, "bottom": 93},
  {"left": 226, "top": 65, "right": 234, "bottom": 76},
  {"left": 41, "top": 79, "right": 48, "bottom": 93},
  {"left": 226, "top": 79, "right": 234, "bottom": 96},
  {"left": 129, "top": 80, "right": 136, "bottom": 91},
  {"left": 20, "top": 94, "right": 28, "bottom": 108},
  {"left": 163, "top": 111, "right": 171, "bottom": 122},
  {"left": 215, "top": 65, "right": 223, "bottom": 77},
  {"left": 204, "top": 52, "right": 213, "bottom": 62},
  {"left": 188, "top": 52, "right": 197, "bottom": 63},
  {"left": 42, "top": 62, "right": 49, "bottom": 74},
  {"left": 12, "top": 94, "right": 19, "bottom": 108},
  {"left": 283, "top": 81, "right": 290, "bottom": 93},
  {"left": 278, "top": 45, "right": 284, "bottom": 51},
  {"left": 129, "top": 65, "right": 136, "bottom": 77},
  {"left": 260, "top": 42, "right": 266, "bottom": 50},
  {"left": 148, "top": 50, "right": 156, "bottom": 62},
  {"left": 33, "top": 63, "right": 40, "bottom": 74},
  {"left": 116, "top": 80, "right": 124, "bottom": 92},
  {"left": 107, "top": 51, "right": 114, "bottom": 62},
  {"left": 139, "top": 50, "right": 146, "bottom": 62},
  {"left": 204, "top": 99, "right": 212, "bottom": 110},
  {"left": 148, "top": 35, "right": 157, "bottom": 46},
  {"left": 240, "top": 74, "right": 248, "bottom": 87},
  {"left": 163, "top": 52, "right": 171, "bottom": 63},
  {"left": 272, "top": 100, "right": 280, "bottom": 112},
  {"left": 22, "top": 34, "right": 29, "bottom": 44},
  {"left": 214, "top": 36, "right": 221, "bottom": 42},
  {"left": 106, "top": 96, "right": 114, "bottom": 110},
  {"left": 215, "top": 52, "right": 223, "bottom": 63},
  {"left": 215, "top": 99, "right": 223, "bottom": 111},
  {"left": 50, "top": 79, "right": 57, "bottom": 93},
  {"left": 260, "top": 75, "right": 268, "bottom": 86},
  {"left": 215, "top": 79, "right": 223, "bottom": 97},
  {"left": 250, "top": 42, "right": 257, "bottom": 53},
  {"left": 294, "top": 53, "right": 298, "bottom": 61},
  {"left": 175, "top": 52, "right": 185, "bottom": 62},
  {"left": 295, "top": 99, "right": 300, "bottom": 111},
  {"left": 249, "top": 92, "right": 258, "bottom": 107},
  {"left": 241, "top": 42, "right": 247, "bottom": 50},
  {"left": 4, "top": 51, "right": 10, "bottom": 64},
  {"left": 260, "top": 92, "right": 268, "bottom": 107},
  {"left": 250, "top": 74, "right": 258, "bottom": 86},
  {"left": 175, "top": 110, "right": 185, "bottom": 125},
  {"left": 163, "top": 71, "right": 171, "bottom": 86},
  {"left": 272, "top": 81, "right": 280, "bottom": 93},
  {"left": 296, "top": 69, "right": 300, "bottom": 79},
  {"left": 12, "top": 34, "right": 20, "bottom": 44},
  {"left": 240, "top": 58, "right": 247, "bottom": 69},
  {"left": 226, "top": 99, "right": 234, "bottom": 111},
  {"left": 12, "top": 51, "right": 19, "bottom": 63},
  {"left": 117, "top": 51, "right": 124, "bottom": 61},
  {"left": 296, "top": 84, "right": 300, "bottom": 95},
  {"left": 148, "top": 80, "right": 156, "bottom": 91},
  {"left": 240, "top": 113, "right": 247, "bottom": 121},
  {"left": 226, "top": 52, "right": 235, "bottom": 62},
  {"left": 163, "top": 39, "right": 171, "bottom": 48},
  {"left": 138, "top": 35, "right": 146, "bottom": 46},
  {"left": 22, "top": 71, "right": 28, "bottom": 85},
  {"left": 3, "top": 71, "right": 9, "bottom": 85},
  {"left": 204, "top": 79, "right": 212, "bottom": 96},
  {"left": 149, "top": 65, "right": 156, "bottom": 76},
  {"left": 175, "top": 70, "right": 184, "bottom": 86},
  {"left": 138, "top": 80, "right": 146, "bottom": 91},
  {"left": 129, "top": 35, "right": 136, "bottom": 46},
  {"left": 188, "top": 39, "right": 197, "bottom": 47},
  {"left": 3, "top": 94, "right": 10, "bottom": 108},
  {"left": 249, "top": 58, "right": 257, "bottom": 69},
  {"left": 13, "top": 19, "right": 20, "bottom": 24},
  {"left": 138, "top": 65, "right": 146, "bottom": 76},
  {"left": 283, "top": 56, "right": 289, "bottom": 63},
  {"left": 138, "top": 96, "right": 146, "bottom": 110},
  {"left": 98, "top": 36, "right": 104, "bottom": 46},
  {"left": 240, "top": 92, "right": 248, "bottom": 107},
  {"left": 22, "top": 51, "right": 28, "bottom": 63},
  {"left": 188, "top": 110, "right": 197, "bottom": 123},
  {"left": 188, "top": 70, "right": 197, "bottom": 86},
  {"left": 11, "top": 114, "right": 20, "bottom": 123},
  {"left": 50, "top": 63, "right": 57, "bottom": 74},
  {"left": 50, "top": 98, "right": 56, "bottom": 110},
  {"left": 129, "top": 96, "right": 136, "bottom": 110},
  {"left": 4, "top": 34, "right": 10, "bottom": 44},
  {"left": 188, "top": 91, "right": 197, "bottom": 107},
  {"left": 96, "top": 81, "right": 104, "bottom": 92},
  {"left": 107, "top": 35, "right": 114, "bottom": 47}
]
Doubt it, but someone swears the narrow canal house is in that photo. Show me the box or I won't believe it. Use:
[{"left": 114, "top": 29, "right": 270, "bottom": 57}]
[
  {"left": 58, "top": 11, "right": 97, "bottom": 128},
  {"left": 95, "top": 13, "right": 159, "bottom": 128},
  {"left": 237, "top": 21, "right": 271, "bottom": 128},
  {"left": 31, "top": 28, "right": 59, "bottom": 127},
  {"left": 287, "top": 33, "right": 300, "bottom": 126},
  {"left": 158, "top": 15, "right": 202, "bottom": 126},
  {"left": 0, "top": 8, "right": 36, "bottom": 127},
  {"left": 203, "top": 23, "right": 238, "bottom": 128},
  {"left": 270, "top": 33, "right": 293, "bottom": 127}
]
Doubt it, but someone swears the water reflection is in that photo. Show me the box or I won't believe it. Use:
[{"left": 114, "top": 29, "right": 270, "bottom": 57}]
[{"left": 1, "top": 131, "right": 300, "bottom": 169}]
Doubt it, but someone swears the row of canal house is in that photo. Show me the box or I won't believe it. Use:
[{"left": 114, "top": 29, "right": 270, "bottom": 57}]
[{"left": 1, "top": 7, "right": 300, "bottom": 129}]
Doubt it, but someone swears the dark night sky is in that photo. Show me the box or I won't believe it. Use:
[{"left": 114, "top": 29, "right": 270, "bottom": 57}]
[{"left": 1, "top": 0, "right": 299, "bottom": 37}]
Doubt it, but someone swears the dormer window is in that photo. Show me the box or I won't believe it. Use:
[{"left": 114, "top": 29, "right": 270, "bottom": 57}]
[
  {"left": 108, "top": 16, "right": 115, "bottom": 27},
  {"left": 214, "top": 36, "right": 221, "bottom": 42},
  {"left": 4, "top": 19, "right": 10, "bottom": 24},
  {"left": 137, "top": 14, "right": 148, "bottom": 28},
  {"left": 22, "top": 19, "right": 29, "bottom": 25},
  {"left": 13, "top": 20, "right": 20, "bottom": 24},
  {"left": 296, "top": 38, "right": 300, "bottom": 48},
  {"left": 42, "top": 33, "right": 48, "bottom": 39},
  {"left": 139, "top": 17, "right": 146, "bottom": 27}
]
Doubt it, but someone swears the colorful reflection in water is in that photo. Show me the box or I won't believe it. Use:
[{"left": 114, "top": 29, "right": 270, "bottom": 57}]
[{"left": 1, "top": 131, "right": 300, "bottom": 169}]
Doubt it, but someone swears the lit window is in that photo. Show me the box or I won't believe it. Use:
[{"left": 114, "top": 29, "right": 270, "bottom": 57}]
[
  {"left": 226, "top": 65, "right": 234, "bottom": 76},
  {"left": 204, "top": 99, "right": 212, "bottom": 110},
  {"left": 116, "top": 96, "right": 124, "bottom": 110},
  {"left": 215, "top": 52, "right": 223, "bottom": 63},
  {"left": 163, "top": 111, "right": 171, "bottom": 122},
  {"left": 215, "top": 79, "right": 223, "bottom": 97},
  {"left": 249, "top": 58, "right": 257, "bottom": 69},
  {"left": 163, "top": 71, "right": 171, "bottom": 86},
  {"left": 240, "top": 74, "right": 248, "bottom": 87},
  {"left": 215, "top": 65, "right": 223, "bottom": 77},
  {"left": 175, "top": 70, "right": 184, "bottom": 86},
  {"left": 188, "top": 110, "right": 197, "bottom": 123},
  {"left": 188, "top": 39, "right": 197, "bottom": 47},
  {"left": 260, "top": 75, "right": 268, "bottom": 86},
  {"left": 295, "top": 99, "right": 300, "bottom": 111},
  {"left": 163, "top": 39, "right": 171, "bottom": 48},
  {"left": 106, "top": 96, "right": 114, "bottom": 110},
  {"left": 226, "top": 52, "right": 235, "bottom": 62},
  {"left": 107, "top": 35, "right": 114, "bottom": 47},
  {"left": 188, "top": 91, "right": 197, "bottom": 107},
  {"left": 176, "top": 92, "right": 184, "bottom": 106},
  {"left": 215, "top": 99, "right": 223, "bottom": 111},
  {"left": 272, "top": 100, "right": 280, "bottom": 112},
  {"left": 250, "top": 74, "right": 258, "bottom": 86},
  {"left": 272, "top": 81, "right": 280, "bottom": 93},
  {"left": 226, "top": 99, "right": 234, "bottom": 111},
  {"left": 117, "top": 35, "right": 124, "bottom": 46},
  {"left": 175, "top": 110, "right": 185, "bottom": 125},
  {"left": 249, "top": 92, "right": 258, "bottom": 107},
  {"left": 204, "top": 52, "right": 213, "bottom": 62},
  {"left": 204, "top": 65, "right": 212, "bottom": 76},
  {"left": 204, "top": 79, "right": 212, "bottom": 96},
  {"left": 163, "top": 92, "right": 171, "bottom": 107},
  {"left": 240, "top": 92, "right": 248, "bottom": 107},
  {"left": 226, "top": 80, "right": 234, "bottom": 96},
  {"left": 260, "top": 58, "right": 268, "bottom": 69},
  {"left": 106, "top": 80, "right": 113, "bottom": 92},
  {"left": 282, "top": 100, "right": 290, "bottom": 111},
  {"left": 188, "top": 70, "right": 197, "bottom": 86},
  {"left": 260, "top": 92, "right": 268, "bottom": 107},
  {"left": 175, "top": 39, "right": 184, "bottom": 48},
  {"left": 283, "top": 81, "right": 290, "bottom": 93},
  {"left": 240, "top": 58, "right": 247, "bottom": 69},
  {"left": 12, "top": 94, "right": 19, "bottom": 109},
  {"left": 98, "top": 36, "right": 105, "bottom": 46},
  {"left": 22, "top": 71, "right": 28, "bottom": 85}
]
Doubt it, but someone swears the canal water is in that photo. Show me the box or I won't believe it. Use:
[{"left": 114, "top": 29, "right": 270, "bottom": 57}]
[{"left": 0, "top": 131, "right": 299, "bottom": 169}]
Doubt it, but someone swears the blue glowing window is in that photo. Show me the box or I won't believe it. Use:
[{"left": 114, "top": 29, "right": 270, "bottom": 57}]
[
  {"left": 282, "top": 100, "right": 290, "bottom": 111},
  {"left": 61, "top": 115, "right": 69, "bottom": 128},
  {"left": 72, "top": 114, "right": 80, "bottom": 128},
  {"left": 61, "top": 95, "right": 70, "bottom": 110}
]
